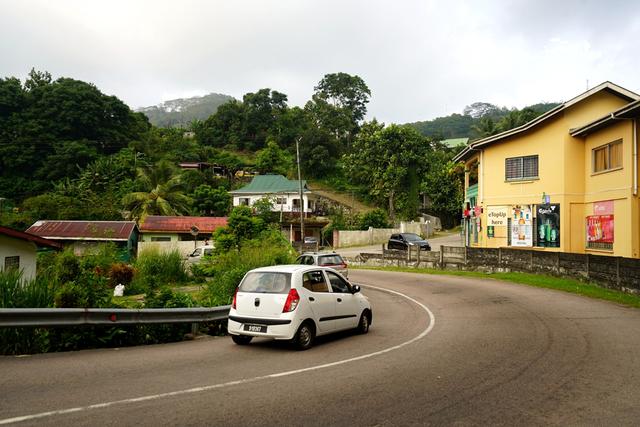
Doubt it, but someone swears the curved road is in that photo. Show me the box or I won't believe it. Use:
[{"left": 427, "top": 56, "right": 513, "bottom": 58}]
[{"left": 1, "top": 270, "right": 640, "bottom": 425}]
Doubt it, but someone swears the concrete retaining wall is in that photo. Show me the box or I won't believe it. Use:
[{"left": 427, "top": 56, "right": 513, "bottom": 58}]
[{"left": 334, "top": 221, "right": 429, "bottom": 248}]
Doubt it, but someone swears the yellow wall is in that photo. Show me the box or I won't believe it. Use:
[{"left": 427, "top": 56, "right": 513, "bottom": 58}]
[
  {"left": 581, "top": 120, "right": 637, "bottom": 257},
  {"left": 471, "top": 89, "right": 638, "bottom": 257}
]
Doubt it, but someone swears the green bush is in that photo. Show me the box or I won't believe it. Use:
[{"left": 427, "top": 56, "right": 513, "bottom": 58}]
[
  {"left": 0, "top": 269, "right": 56, "bottom": 309},
  {"left": 130, "top": 249, "right": 188, "bottom": 293},
  {"left": 0, "top": 270, "right": 56, "bottom": 355}
]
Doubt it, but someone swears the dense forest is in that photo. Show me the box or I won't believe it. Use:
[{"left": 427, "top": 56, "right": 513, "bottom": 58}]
[{"left": 0, "top": 69, "right": 554, "bottom": 232}]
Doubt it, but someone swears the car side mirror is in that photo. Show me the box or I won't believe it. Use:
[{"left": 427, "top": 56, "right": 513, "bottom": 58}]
[{"left": 352, "top": 285, "right": 361, "bottom": 294}]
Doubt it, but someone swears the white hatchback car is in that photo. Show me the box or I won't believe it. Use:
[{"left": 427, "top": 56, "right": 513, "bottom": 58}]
[{"left": 228, "top": 265, "right": 372, "bottom": 350}]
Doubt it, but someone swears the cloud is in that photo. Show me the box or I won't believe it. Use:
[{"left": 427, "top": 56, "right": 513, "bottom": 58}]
[{"left": 1, "top": 0, "right": 640, "bottom": 123}]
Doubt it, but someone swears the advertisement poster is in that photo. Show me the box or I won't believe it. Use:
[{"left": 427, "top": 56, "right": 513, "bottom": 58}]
[
  {"left": 536, "top": 204, "right": 560, "bottom": 247},
  {"left": 586, "top": 215, "right": 614, "bottom": 243},
  {"left": 510, "top": 205, "right": 532, "bottom": 247},
  {"left": 487, "top": 206, "right": 508, "bottom": 226}
]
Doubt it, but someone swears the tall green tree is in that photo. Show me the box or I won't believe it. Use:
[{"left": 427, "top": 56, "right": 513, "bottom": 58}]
[
  {"left": 192, "top": 185, "right": 231, "bottom": 216},
  {"left": 254, "top": 139, "right": 293, "bottom": 175},
  {"left": 343, "top": 122, "right": 429, "bottom": 220},
  {"left": 122, "top": 161, "right": 191, "bottom": 221},
  {"left": 306, "top": 72, "right": 371, "bottom": 149}
]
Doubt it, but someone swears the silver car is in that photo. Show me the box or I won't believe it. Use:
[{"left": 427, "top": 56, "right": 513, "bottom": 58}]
[{"left": 296, "top": 252, "right": 349, "bottom": 279}]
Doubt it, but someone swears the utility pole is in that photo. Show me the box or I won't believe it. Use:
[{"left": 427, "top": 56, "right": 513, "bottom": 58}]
[{"left": 296, "top": 137, "right": 305, "bottom": 241}]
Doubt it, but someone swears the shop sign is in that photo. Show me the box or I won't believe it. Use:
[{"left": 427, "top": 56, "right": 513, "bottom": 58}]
[
  {"left": 487, "top": 206, "right": 508, "bottom": 226},
  {"left": 487, "top": 226, "right": 495, "bottom": 238},
  {"left": 594, "top": 200, "right": 614, "bottom": 216},
  {"left": 586, "top": 215, "right": 614, "bottom": 243},
  {"left": 510, "top": 205, "right": 532, "bottom": 247},
  {"left": 535, "top": 204, "right": 560, "bottom": 247}
]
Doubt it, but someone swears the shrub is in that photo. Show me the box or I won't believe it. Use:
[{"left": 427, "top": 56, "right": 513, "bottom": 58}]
[
  {"left": 358, "top": 208, "right": 390, "bottom": 230},
  {"left": 108, "top": 263, "right": 135, "bottom": 288},
  {"left": 131, "top": 249, "right": 188, "bottom": 292},
  {"left": 0, "top": 270, "right": 56, "bottom": 355},
  {"left": 0, "top": 269, "right": 56, "bottom": 309}
]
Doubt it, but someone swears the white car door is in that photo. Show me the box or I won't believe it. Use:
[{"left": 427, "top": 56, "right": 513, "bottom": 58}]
[
  {"left": 301, "top": 270, "right": 336, "bottom": 334},
  {"left": 325, "top": 270, "right": 359, "bottom": 331}
]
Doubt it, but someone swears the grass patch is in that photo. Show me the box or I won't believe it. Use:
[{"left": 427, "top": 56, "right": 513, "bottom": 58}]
[{"left": 354, "top": 266, "right": 640, "bottom": 309}]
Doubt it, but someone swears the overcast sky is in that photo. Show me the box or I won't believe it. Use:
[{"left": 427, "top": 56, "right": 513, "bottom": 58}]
[{"left": 2, "top": 0, "right": 640, "bottom": 123}]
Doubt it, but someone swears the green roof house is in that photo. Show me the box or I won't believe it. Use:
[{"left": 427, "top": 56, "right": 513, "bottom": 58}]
[{"left": 230, "top": 175, "right": 316, "bottom": 214}]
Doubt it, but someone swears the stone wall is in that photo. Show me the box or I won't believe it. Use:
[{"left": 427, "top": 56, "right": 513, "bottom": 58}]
[{"left": 350, "top": 246, "right": 640, "bottom": 294}]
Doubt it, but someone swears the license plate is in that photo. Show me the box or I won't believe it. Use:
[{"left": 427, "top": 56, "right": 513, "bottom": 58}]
[{"left": 244, "top": 324, "right": 267, "bottom": 333}]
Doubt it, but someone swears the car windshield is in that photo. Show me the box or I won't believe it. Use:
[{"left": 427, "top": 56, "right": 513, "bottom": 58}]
[
  {"left": 403, "top": 233, "right": 422, "bottom": 241},
  {"left": 239, "top": 272, "right": 291, "bottom": 294}
]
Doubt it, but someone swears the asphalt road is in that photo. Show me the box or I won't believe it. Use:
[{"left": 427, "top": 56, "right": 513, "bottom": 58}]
[{"left": 2, "top": 270, "right": 640, "bottom": 426}]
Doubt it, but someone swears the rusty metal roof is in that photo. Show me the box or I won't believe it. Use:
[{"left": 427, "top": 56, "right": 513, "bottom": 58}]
[
  {"left": 0, "top": 226, "right": 62, "bottom": 249},
  {"left": 25, "top": 221, "right": 137, "bottom": 241},
  {"left": 139, "top": 216, "right": 228, "bottom": 233}
]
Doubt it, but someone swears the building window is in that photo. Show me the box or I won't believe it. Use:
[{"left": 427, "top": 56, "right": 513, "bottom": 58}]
[
  {"left": 505, "top": 155, "right": 538, "bottom": 181},
  {"left": 150, "top": 236, "right": 171, "bottom": 242},
  {"left": 4, "top": 256, "right": 19, "bottom": 271},
  {"left": 276, "top": 197, "right": 286, "bottom": 205},
  {"left": 239, "top": 198, "right": 250, "bottom": 206},
  {"left": 593, "top": 140, "right": 622, "bottom": 173}
]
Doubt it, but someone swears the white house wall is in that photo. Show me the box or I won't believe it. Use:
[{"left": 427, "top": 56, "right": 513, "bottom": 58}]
[
  {"left": 232, "top": 193, "right": 316, "bottom": 213},
  {"left": 0, "top": 235, "right": 37, "bottom": 282}
]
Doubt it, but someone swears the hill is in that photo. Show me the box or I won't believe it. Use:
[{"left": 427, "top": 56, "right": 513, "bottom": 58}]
[
  {"left": 406, "top": 102, "right": 559, "bottom": 141},
  {"left": 137, "top": 92, "right": 236, "bottom": 128}
]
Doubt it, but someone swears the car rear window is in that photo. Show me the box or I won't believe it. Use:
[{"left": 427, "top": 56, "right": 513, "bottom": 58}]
[
  {"left": 318, "top": 255, "right": 343, "bottom": 266},
  {"left": 239, "top": 272, "right": 291, "bottom": 294}
]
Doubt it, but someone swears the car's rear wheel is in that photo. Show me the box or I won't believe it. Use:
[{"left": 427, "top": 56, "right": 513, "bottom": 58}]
[
  {"left": 357, "top": 311, "right": 370, "bottom": 334},
  {"left": 293, "top": 321, "right": 315, "bottom": 350},
  {"left": 231, "top": 334, "right": 253, "bottom": 345}
]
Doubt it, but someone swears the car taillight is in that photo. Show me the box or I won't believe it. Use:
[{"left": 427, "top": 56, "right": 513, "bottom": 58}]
[
  {"left": 232, "top": 288, "right": 238, "bottom": 309},
  {"left": 282, "top": 289, "right": 300, "bottom": 313},
  {"left": 341, "top": 261, "right": 348, "bottom": 268}
]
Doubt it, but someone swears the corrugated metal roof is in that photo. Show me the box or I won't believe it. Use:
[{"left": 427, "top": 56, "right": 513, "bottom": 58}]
[
  {"left": 0, "top": 226, "right": 62, "bottom": 249},
  {"left": 230, "top": 175, "right": 308, "bottom": 194},
  {"left": 139, "top": 216, "right": 228, "bottom": 233},
  {"left": 25, "top": 221, "right": 137, "bottom": 241}
]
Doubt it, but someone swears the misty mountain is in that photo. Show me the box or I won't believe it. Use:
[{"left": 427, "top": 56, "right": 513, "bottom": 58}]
[{"left": 137, "top": 92, "right": 236, "bottom": 128}]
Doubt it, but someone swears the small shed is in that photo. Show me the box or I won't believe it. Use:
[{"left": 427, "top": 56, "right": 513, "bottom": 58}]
[
  {"left": 0, "top": 226, "right": 62, "bottom": 281},
  {"left": 138, "top": 216, "right": 228, "bottom": 257},
  {"left": 25, "top": 220, "right": 138, "bottom": 260}
]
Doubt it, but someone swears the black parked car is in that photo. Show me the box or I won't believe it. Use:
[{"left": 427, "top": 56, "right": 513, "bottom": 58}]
[{"left": 388, "top": 233, "right": 431, "bottom": 251}]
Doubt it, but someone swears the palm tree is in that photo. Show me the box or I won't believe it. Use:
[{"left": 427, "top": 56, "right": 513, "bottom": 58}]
[{"left": 122, "top": 161, "right": 192, "bottom": 221}]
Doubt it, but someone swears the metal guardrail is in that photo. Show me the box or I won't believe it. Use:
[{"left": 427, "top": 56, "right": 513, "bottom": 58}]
[{"left": 0, "top": 306, "right": 231, "bottom": 328}]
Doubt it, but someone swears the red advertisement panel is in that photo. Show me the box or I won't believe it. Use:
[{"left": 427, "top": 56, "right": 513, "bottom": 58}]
[{"left": 586, "top": 215, "right": 614, "bottom": 243}]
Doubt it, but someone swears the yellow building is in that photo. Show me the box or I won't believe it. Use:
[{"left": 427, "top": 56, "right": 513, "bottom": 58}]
[{"left": 454, "top": 82, "right": 640, "bottom": 258}]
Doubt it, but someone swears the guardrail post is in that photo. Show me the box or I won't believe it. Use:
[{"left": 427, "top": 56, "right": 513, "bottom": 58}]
[{"left": 439, "top": 246, "right": 445, "bottom": 268}]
